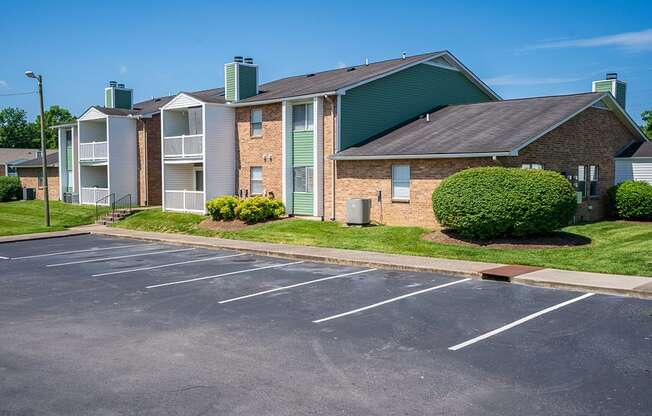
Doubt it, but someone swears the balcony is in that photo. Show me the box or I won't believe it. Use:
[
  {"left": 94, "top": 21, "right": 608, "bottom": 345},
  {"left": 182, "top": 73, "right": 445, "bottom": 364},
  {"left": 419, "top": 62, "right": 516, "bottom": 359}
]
[
  {"left": 164, "top": 190, "right": 204, "bottom": 212},
  {"left": 80, "top": 187, "right": 110, "bottom": 205},
  {"left": 163, "top": 134, "right": 203, "bottom": 159},
  {"left": 80, "top": 141, "right": 108, "bottom": 162}
]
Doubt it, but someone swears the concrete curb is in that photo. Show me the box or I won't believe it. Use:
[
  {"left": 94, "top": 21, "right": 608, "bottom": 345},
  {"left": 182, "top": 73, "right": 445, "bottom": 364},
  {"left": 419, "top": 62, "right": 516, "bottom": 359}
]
[
  {"left": 76, "top": 225, "right": 652, "bottom": 300},
  {"left": 0, "top": 230, "right": 90, "bottom": 245}
]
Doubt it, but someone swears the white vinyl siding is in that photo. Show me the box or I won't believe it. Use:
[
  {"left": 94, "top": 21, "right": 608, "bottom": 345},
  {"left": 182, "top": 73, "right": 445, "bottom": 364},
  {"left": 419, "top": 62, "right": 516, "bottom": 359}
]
[
  {"left": 615, "top": 158, "right": 652, "bottom": 185},
  {"left": 392, "top": 165, "right": 410, "bottom": 201},
  {"left": 203, "top": 105, "right": 236, "bottom": 200}
]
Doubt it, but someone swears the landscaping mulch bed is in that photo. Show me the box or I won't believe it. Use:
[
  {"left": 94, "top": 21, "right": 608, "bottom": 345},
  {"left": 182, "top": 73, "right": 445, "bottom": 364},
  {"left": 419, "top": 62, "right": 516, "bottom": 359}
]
[
  {"left": 422, "top": 229, "right": 591, "bottom": 249},
  {"left": 198, "top": 217, "right": 290, "bottom": 232}
]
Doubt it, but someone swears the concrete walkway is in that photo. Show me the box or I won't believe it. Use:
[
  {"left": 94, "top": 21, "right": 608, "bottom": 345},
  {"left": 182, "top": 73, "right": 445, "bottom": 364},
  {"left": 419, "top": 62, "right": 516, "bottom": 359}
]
[
  {"left": 0, "top": 229, "right": 90, "bottom": 244},
  {"left": 68, "top": 224, "right": 652, "bottom": 299}
]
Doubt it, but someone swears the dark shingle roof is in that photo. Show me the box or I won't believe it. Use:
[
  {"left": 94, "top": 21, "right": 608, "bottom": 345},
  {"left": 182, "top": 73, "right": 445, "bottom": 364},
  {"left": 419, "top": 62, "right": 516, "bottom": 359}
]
[
  {"left": 14, "top": 151, "right": 59, "bottom": 168},
  {"left": 333, "top": 92, "right": 607, "bottom": 159},
  {"left": 132, "top": 95, "right": 176, "bottom": 114},
  {"left": 617, "top": 140, "right": 652, "bottom": 158},
  {"left": 238, "top": 52, "right": 445, "bottom": 103},
  {"left": 0, "top": 148, "right": 44, "bottom": 164},
  {"left": 182, "top": 88, "right": 226, "bottom": 104}
]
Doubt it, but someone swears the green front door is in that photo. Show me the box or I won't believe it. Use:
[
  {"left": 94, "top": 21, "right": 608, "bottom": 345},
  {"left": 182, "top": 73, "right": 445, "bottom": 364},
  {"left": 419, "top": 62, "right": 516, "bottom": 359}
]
[{"left": 291, "top": 103, "right": 314, "bottom": 216}]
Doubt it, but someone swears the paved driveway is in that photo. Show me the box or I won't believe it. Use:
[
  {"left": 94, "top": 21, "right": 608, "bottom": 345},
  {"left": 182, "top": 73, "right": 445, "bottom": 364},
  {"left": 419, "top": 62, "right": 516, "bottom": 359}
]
[{"left": 0, "top": 235, "right": 650, "bottom": 415}]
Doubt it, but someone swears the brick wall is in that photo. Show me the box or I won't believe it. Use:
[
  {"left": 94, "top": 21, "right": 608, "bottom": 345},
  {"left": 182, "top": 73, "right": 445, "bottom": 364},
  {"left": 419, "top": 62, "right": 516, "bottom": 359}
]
[
  {"left": 334, "top": 107, "right": 638, "bottom": 228},
  {"left": 235, "top": 103, "right": 284, "bottom": 199},
  {"left": 0, "top": 164, "right": 5, "bottom": 176},
  {"left": 136, "top": 114, "right": 162, "bottom": 206},
  {"left": 17, "top": 167, "right": 60, "bottom": 200}
]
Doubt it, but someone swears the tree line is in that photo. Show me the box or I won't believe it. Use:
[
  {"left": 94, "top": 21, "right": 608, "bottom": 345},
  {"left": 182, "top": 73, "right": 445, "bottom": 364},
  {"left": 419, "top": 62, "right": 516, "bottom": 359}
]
[{"left": 0, "top": 106, "right": 75, "bottom": 149}]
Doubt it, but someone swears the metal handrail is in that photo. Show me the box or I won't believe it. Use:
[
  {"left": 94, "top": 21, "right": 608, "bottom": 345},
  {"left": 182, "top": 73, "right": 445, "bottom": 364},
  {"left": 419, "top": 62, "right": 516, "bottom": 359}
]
[
  {"left": 95, "top": 193, "right": 115, "bottom": 221},
  {"left": 114, "top": 194, "right": 132, "bottom": 214}
]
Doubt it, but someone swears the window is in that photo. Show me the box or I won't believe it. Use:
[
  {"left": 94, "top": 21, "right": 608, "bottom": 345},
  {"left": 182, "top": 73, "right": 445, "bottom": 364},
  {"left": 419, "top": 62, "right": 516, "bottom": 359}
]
[
  {"left": 521, "top": 163, "right": 543, "bottom": 169},
  {"left": 250, "top": 109, "right": 262, "bottom": 137},
  {"left": 292, "top": 103, "right": 314, "bottom": 131},
  {"left": 576, "top": 165, "right": 587, "bottom": 198},
  {"left": 589, "top": 165, "right": 599, "bottom": 197},
  {"left": 37, "top": 172, "right": 44, "bottom": 188},
  {"left": 250, "top": 167, "right": 263, "bottom": 195},
  {"left": 6, "top": 165, "right": 17, "bottom": 176},
  {"left": 194, "top": 169, "right": 203, "bottom": 192},
  {"left": 392, "top": 165, "right": 410, "bottom": 201},
  {"left": 293, "top": 166, "right": 314, "bottom": 193}
]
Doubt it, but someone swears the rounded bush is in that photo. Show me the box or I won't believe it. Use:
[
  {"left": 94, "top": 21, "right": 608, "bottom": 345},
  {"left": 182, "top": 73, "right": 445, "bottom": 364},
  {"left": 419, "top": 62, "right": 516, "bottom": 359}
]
[
  {"left": 432, "top": 167, "right": 577, "bottom": 239},
  {"left": 235, "top": 196, "right": 286, "bottom": 224},
  {"left": 206, "top": 196, "right": 239, "bottom": 221},
  {"left": 606, "top": 180, "right": 652, "bottom": 220},
  {"left": 0, "top": 176, "right": 22, "bottom": 202}
]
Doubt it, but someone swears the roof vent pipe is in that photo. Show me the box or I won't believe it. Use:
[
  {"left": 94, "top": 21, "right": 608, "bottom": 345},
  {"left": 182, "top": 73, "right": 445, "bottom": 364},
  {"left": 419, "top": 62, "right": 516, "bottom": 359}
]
[
  {"left": 426, "top": 113, "right": 430, "bottom": 122},
  {"left": 365, "top": 58, "right": 369, "bottom": 66},
  {"left": 401, "top": 52, "right": 406, "bottom": 59},
  {"left": 234, "top": 56, "right": 243, "bottom": 63},
  {"left": 244, "top": 57, "right": 253, "bottom": 64}
]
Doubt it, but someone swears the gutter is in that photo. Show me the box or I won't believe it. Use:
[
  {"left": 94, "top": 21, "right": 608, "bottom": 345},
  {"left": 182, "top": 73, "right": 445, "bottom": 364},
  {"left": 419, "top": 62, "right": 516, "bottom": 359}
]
[{"left": 330, "top": 151, "right": 515, "bottom": 161}]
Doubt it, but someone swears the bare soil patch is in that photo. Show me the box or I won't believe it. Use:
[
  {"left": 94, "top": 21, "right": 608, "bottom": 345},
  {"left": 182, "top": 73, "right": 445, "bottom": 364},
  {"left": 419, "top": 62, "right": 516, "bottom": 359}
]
[{"left": 422, "top": 229, "right": 591, "bottom": 249}]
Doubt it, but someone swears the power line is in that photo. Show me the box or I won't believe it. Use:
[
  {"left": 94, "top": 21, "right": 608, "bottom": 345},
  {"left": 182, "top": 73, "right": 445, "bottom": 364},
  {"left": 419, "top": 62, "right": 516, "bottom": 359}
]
[{"left": 0, "top": 91, "right": 37, "bottom": 97}]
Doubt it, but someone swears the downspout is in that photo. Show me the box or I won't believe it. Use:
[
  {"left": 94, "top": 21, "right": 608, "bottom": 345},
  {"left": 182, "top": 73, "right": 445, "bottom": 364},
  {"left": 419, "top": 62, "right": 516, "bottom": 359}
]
[
  {"left": 143, "top": 119, "right": 148, "bottom": 206},
  {"left": 323, "top": 95, "right": 337, "bottom": 221}
]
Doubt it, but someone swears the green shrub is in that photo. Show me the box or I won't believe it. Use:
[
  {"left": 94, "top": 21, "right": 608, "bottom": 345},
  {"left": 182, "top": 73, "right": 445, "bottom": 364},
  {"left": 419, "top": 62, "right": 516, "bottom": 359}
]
[
  {"left": 0, "top": 176, "right": 22, "bottom": 202},
  {"left": 206, "top": 196, "right": 239, "bottom": 221},
  {"left": 432, "top": 167, "right": 577, "bottom": 239},
  {"left": 235, "top": 196, "right": 285, "bottom": 223},
  {"left": 606, "top": 180, "right": 652, "bottom": 220}
]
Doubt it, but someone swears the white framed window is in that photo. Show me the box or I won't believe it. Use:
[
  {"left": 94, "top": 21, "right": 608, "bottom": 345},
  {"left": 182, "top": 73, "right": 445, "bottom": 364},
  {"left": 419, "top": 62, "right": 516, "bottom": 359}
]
[
  {"left": 589, "top": 165, "right": 599, "bottom": 197},
  {"left": 392, "top": 165, "right": 410, "bottom": 201},
  {"left": 193, "top": 168, "right": 203, "bottom": 192},
  {"left": 292, "top": 103, "right": 314, "bottom": 131},
  {"left": 576, "top": 165, "right": 587, "bottom": 199},
  {"left": 250, "top": 166, "right": 263, "bottom": 195},
  {"left": 37, "top": 172, "right": 44, "bottom": 188},
  {"left": 293, "top": 166, "right": 314, "bottom": 193},
  {"left": 251, "top": 109, "right": 262, "bottom": 137},
  {"left": 6, "top": 165, "right": 17, "bottom": 176},
  {"left": 521, "top": 163, "right": 543, "bottom": 169}
]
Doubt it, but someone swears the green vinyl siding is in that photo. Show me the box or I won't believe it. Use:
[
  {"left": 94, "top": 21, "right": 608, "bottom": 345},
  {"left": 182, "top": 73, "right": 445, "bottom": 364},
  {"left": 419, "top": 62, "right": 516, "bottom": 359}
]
[
  {"left": 104, "top": 89, "right": 113, "bottom": 107},
  {"left": 340, "top": 63, "right": 493, "bottom": 149},
  {"left": 225, "top": 63, "right": 236, "bottom": 101},
  {"left": 292, "top": 192, "right": 314, "bottom": 215},
  {"left": 615, "top": 82, "right": 627, "bottom": 108},
  {"left": 292, "top": 130, "right": 314, "bottom": 166},
  {"left": 114, "top": 89, "right": 132, "bottom": 109},
  {"left": 238, "top": 65, "right": 258, "bottom": 100},
  {"left": 593, "top": 80, "right": 613, "bottom": 93}
]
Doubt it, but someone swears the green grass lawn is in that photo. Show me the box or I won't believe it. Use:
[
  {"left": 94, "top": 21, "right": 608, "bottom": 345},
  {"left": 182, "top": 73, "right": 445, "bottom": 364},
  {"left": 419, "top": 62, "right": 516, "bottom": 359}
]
[
  {"left": 116, "top": 209, "right": 652, "bottom": 277},
  {"left": 0, "top": 200, "right": 98, "bottom": 237}
]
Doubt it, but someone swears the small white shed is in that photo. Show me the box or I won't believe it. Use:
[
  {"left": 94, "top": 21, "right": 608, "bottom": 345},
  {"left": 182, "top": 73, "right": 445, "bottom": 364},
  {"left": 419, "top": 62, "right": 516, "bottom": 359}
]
[{"left": 615, "top": 141, "right": 652, "bottom": 185}]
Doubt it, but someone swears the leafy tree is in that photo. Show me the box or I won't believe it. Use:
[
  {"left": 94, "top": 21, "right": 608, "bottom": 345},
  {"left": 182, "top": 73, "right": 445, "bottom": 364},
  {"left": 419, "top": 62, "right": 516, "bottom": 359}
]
[
  {"left": 0, "top": 107, "right": 38, "bottom": 148},
  {"left": 642, "top": 110, "right": 652, "bottom": 140},
  {"left": 34, "top": 105, "right": 76, "bottom": 148}
]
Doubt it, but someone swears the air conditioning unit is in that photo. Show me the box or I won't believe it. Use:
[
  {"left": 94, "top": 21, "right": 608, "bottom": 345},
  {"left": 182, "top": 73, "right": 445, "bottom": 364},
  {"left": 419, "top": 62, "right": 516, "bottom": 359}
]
[{"left": 346, "top": 198, "right": 371, "bottom": 225}]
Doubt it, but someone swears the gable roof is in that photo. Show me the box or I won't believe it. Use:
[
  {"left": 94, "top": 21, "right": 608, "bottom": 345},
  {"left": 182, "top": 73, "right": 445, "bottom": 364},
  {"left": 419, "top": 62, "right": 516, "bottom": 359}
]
[
  {"left": 165, "top": 51, "right": 500, "bottom": 107},
  {"left": 0, "top": 148, "right": 55, "bottom": 165},
  {"left": 13, "top": 151, "right": 59, "bottom": 168},
  {"left": 333, "top": 92, "right": 645, "bottom": 160},
  {"left": 617, "top": 140, "right": 652, "bottom": 158}
]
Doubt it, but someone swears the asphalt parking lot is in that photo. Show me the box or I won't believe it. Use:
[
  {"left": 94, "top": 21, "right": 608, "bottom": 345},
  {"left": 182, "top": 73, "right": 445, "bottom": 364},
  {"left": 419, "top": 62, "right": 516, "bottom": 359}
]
[{"left": 1, "top": 234, "right": 651, "bottom": 415}]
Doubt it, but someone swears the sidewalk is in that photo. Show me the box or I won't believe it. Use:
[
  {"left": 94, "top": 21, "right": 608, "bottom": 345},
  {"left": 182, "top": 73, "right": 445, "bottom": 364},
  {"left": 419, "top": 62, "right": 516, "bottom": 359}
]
[
  {"left": 0, "top": 229, "right": 89, "bottom": 244},
  {"left": 77, "top": 224, "right": 652, "bottom": 299}
]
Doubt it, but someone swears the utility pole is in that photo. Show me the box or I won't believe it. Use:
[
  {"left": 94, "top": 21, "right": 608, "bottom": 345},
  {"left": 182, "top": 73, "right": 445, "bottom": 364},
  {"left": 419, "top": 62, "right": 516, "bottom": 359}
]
[{"left": 25, "top": 71, "right": 50, "bottom": 226}]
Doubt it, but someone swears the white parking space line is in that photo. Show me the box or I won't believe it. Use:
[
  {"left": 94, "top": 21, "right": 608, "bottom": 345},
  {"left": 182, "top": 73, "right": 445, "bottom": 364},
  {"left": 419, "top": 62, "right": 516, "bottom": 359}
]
[
  {"left": 46, "top": 248, "right": 195, "bottom": 267},
  {"left": 92, "top": 253, "right": 246, "bottom": 277},
  {"left": 448, "top": 292, "right": 595, "bottom": 351},
  {"left": 9, "top": 243, "right": 154, "bottom": 260},
  {"left": 219, "top": 268, "right": 377, "bottom": 304},
  {"left": 0, "top": 256, "right": 9, "bottom": 260},
  {"left": 146, "top": 261, "right": 305, "bottom": 289},
  {"left": 313, "top": 278, "right": 471, "bottom": 324}
]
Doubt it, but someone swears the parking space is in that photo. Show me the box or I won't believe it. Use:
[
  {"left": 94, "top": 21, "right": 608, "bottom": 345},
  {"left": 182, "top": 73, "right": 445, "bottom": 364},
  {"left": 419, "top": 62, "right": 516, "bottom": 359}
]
[{"left": 1, "top": 235, "right": 651, "bottom": 415}]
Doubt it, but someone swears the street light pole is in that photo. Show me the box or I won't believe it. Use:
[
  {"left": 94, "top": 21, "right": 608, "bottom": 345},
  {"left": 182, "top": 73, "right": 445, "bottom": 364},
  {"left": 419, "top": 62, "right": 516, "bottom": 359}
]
[{"left": 25, "top": 71, "right": 50, "bottom": 227}]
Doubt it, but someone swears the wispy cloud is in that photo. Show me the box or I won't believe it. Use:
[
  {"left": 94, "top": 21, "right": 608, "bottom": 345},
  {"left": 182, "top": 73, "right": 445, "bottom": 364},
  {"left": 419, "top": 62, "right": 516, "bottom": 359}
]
[
  {"left": 0, "top": 80, "right": 7, "bottom": 88},
  {"left": 119, "top": 65, "right": 128, "bottom": 75},
  {"left": 485, "top": 74, "right": 583, "bottom": 86},
  {"left": 527, "top": 28, "right": 652, "bottom": 52}
]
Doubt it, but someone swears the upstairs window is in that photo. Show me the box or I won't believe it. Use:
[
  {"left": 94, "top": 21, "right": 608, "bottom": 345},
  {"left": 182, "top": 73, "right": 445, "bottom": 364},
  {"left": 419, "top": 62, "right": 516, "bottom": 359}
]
[
  {"left": 250, "top": 167, "right": 263, "bottom": 195},
  {"left": 589, "top": 165, "right": 599, "bottom": 197},
  {"left": 292, "top": 103, "right": 314, "bottom": 131},
  {"left": 392, "top": 165, "right": 411, "bottom": 201},
  {"left": 251, "top": 109, "right": 262, "bottom": 137},
  {"left": 6, "top": 165, "right": 17, "bottom": 176}
]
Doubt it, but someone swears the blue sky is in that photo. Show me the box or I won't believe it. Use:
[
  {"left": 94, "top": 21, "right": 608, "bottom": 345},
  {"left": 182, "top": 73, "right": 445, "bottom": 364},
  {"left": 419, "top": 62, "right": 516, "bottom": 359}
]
[{"left": 1, "top": 0, "right": 650, "bottom": 123}]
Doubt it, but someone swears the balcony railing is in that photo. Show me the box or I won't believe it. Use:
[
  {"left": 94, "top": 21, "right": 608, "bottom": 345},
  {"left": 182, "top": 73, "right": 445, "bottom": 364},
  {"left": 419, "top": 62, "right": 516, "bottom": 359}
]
[
  {"left": 80, "top": 187, "right": 110, "bottom": 205},
  {"left": 80, "top": 141, "right": 108, "bottom": 161},
  {"left": 164, "top": 134, "right": 203, "bottom": 158},
  {"left": 164, "top": 190, "right": 205, "bottom": 212}
]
